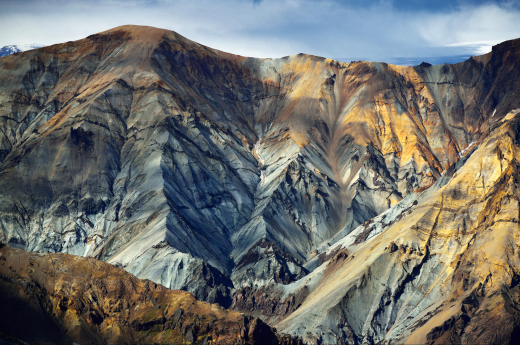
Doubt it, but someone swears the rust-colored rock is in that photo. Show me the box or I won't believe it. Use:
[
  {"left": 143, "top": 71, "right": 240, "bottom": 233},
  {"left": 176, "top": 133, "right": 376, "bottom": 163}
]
[{"left": 0, "top": 243, "right": 301, "bottom": 345}]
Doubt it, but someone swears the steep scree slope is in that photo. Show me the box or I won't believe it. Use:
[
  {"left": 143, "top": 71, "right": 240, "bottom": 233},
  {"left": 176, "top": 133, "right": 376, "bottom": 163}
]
[{"left": 274, "top": 110, "right": 520, "bottom": 344}]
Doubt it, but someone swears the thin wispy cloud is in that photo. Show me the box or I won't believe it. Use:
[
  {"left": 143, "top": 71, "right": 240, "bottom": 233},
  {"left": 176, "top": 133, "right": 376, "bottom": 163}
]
[{"left": 1, "top": 0, "right": 520, "bottom": 65}]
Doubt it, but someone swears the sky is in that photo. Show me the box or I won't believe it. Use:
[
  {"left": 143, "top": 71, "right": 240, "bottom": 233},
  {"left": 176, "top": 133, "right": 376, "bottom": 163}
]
[{"left": 1, "top": 0, "right": 520, "bottom": 65}]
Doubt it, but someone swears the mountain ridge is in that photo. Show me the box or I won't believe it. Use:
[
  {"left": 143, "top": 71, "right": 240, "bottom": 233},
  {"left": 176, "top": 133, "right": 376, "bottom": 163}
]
[
  {"left": 1, "top": 24, "right": 520, "bottom": 344},
  {"left": 0, "top": 242, "right": 302, "bottom": 345}
]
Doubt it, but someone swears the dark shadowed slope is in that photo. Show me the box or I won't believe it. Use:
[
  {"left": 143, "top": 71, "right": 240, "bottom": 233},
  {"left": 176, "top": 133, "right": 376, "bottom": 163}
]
[{"left": 0, "top": 243, "right": 302, "bottom": 345}]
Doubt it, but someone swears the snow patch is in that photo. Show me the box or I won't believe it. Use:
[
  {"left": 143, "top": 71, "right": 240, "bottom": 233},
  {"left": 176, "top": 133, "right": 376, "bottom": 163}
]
[
  {"left": 459, "top": 141, "right": 476, "bottom": 158},
  {"left": 0, "top": 44, "right": 45, "bottom": 57}
]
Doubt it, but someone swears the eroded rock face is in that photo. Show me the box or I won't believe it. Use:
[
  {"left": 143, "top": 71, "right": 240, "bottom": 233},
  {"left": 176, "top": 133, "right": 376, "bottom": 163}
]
[
  {"left": 275, "top": 110, "right": 520, "bottom": 344},
  {"left": 0, "top": 243, "right": 302, "bottom": 345},
  {"left": 2, "top": 24, "right": 520, "bottom": 344},
  {"left": 232, "top": 239, "right": 308, "bottom": 290}
]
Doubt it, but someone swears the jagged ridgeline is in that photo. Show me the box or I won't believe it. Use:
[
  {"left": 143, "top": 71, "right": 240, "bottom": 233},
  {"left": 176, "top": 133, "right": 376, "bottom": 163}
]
[{"left": 1, "top": 25, "right": 520, "bottom": 344}]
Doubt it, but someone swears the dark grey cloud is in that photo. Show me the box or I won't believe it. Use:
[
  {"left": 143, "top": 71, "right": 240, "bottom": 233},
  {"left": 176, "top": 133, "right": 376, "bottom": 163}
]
[{"left": 1, "top": 0, "right": 519, "bottom": 65}]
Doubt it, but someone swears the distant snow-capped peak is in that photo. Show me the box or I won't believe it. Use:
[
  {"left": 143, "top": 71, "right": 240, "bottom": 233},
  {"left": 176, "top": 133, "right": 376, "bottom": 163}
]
[{"left": 0, "top": 44, "right": 44, "bottom": 57}]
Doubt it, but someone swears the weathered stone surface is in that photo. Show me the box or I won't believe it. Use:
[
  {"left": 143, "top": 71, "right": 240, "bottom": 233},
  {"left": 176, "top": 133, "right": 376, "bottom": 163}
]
[
  {"left": 232, "top": 239, "right": 308, "bottom": 290},
  {"left": 0, "top": 243, "right": 302, "bottom": 345},
  {"left": 275, "top": 110, "right": 520, "bottom": 344}
]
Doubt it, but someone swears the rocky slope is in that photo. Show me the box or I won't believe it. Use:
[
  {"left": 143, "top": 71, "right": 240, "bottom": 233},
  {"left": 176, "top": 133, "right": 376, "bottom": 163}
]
[
  {"left": 1, "top": 24, "right": 520, "bottom": 343},
  {"left": 270, "top": 108, "right": 520, "bottom": 344},
  {"left": 0, "top": 242, "right": 301, "bottom": 345}
]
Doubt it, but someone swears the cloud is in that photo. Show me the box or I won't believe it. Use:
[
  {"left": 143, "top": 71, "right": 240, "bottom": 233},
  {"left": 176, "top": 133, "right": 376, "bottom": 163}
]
[
  {"left": 0, "top": 0, "right": 520, "bottom": 65},
  {"left": 417, "top": 3, "right": 520, "bottom": 56}
]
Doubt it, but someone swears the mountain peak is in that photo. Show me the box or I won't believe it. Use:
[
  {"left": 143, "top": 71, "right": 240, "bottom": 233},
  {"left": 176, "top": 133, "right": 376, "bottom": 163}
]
[
  {"left": 95, "top": 24, "right": 177, "bottom": 41},
  {"left": 0, "top": 43, "right": 44, "bottom": 57},
  {"left": 2, "top": 25, "right": 520, "bottom": 344}
]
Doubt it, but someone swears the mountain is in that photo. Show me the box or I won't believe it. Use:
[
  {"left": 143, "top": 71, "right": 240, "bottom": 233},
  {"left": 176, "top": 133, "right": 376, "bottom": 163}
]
[
  {"left": 0, "top": 44, "right": 44, "bottom": 57},
  {"left": 0, "top": 243, "right": 300, "bottom": 344},
  {"left": 270, "top": 109, "right": 520, "bottom": 344},
  {"left": 1, "top": 24, "right": 520, "bottom": 343}
]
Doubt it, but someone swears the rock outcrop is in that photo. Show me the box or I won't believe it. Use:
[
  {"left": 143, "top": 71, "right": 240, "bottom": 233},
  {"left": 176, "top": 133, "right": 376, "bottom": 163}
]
[
  {"left": 2, "top": 24, "right": 520, "bottom": 343},
  {"left": 0, "top": 243, "right": 301, "bottom": 345}
]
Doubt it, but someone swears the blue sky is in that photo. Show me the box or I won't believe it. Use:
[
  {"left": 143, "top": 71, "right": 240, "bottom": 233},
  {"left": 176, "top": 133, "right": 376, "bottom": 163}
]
[{"left": 1, "top": 0, "right": 520, "bottom": 65}]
